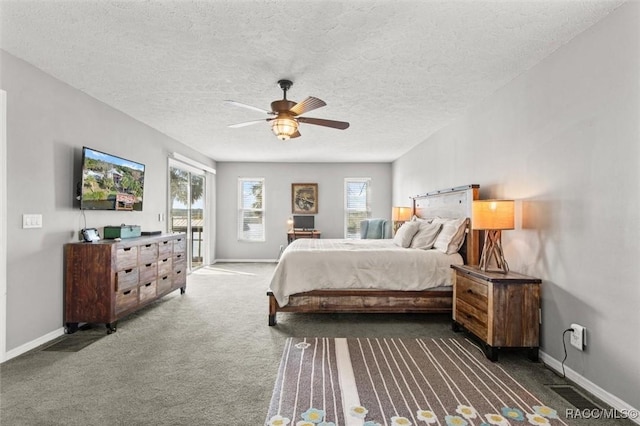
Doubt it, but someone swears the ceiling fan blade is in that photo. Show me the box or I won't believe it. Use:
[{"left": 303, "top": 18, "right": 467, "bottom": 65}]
[
  {"left": 289, "top": 97, "right": 326, "bottom": 116},
  {"left": 224, "top": 100, "right": 274, "bottom": 115},
  {"left": 298, "top": 116, "right": 350, "bottom": 130},
  {"left": 228, "top": 118, "right": 271, "bottom": 128}
]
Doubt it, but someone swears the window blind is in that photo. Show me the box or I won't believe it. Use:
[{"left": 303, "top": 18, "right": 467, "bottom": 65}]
[{"left": 238, "top": 178, "right": 265, "bottom": 242}]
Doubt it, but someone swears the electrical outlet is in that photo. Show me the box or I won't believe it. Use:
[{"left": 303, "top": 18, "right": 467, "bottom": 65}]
[{"left": 570, "top": 323, "right": 586, "bottom": 351}]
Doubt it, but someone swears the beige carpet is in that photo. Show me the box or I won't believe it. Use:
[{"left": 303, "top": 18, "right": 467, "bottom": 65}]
[{"left": 267, "top": 337, "right": 568, "bottom": 426}]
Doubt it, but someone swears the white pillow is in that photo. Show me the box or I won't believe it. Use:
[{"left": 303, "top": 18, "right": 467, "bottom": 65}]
[
  {"left": 410, "top": 222, "right": 443, "bottom": 250},
  {"left": 432, "top": 217, "right": 468, "bottom": 254},
  {"left": 411, "top": 215, "right": 432, "bottom": 223},
  {"left": 392, "top": 221, "right": 421, "bottom": 248}
]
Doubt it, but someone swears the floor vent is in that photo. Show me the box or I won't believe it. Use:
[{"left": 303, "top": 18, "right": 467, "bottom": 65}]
[{"left": 549, "top": 385, "right": 602, "bottom": 410}]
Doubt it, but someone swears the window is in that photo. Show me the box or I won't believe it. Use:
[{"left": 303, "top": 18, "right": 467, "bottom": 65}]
[
  {"left": 169, "top": 163, "right": 207, "bottom": 270},
  {"left": 238, "top": 178, "right": 265, "bottom": 242},
  {"left": 344, "top": 178, "right": 371, "bottom": 239}
]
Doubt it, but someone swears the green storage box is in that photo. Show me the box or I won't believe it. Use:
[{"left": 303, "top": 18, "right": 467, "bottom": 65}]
[{"left": 104, "top": 225, "right": 141, "bottom": 239}]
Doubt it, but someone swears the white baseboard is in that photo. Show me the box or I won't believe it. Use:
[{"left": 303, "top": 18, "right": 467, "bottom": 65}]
[
  {"left": 3, "top": 327, "right": 65, "bottom": 363},
  {"left": 539, "top": 350, "right": 640, "bottom": 425},
  {"left": 214, "top": 259, "right": 277, "bottom": 263}
]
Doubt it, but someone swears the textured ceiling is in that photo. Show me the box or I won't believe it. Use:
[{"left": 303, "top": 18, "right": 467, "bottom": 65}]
[{"left": 0, "top": 0, "right": 625, "bottom": 162}]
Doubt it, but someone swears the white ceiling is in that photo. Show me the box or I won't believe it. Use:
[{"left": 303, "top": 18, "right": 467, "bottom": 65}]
[{"left": 0, "top": 0, "right": 625, "bottom": 163}]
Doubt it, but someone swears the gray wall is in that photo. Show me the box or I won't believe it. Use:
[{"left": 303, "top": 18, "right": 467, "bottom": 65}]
[
  {"left": 1, "top": 50, "right": 216, "bottom": 352},
  {"left": 393, "top": 2, "right": 639, "bottom": 409},
  {"left": 215, "top": 162, "right": 391, "bottom": 260}
]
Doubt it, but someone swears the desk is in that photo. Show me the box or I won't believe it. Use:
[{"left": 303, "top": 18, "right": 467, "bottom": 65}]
[{"left": 287, "top": 230, "right": 321, "bottom": 244}]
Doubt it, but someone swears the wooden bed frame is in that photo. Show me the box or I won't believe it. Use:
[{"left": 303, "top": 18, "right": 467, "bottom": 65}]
[{"left": 267, "top": 184, "right": 480, "bottom": 326}]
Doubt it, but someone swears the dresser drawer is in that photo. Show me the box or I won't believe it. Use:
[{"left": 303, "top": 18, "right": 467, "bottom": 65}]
[
  {"left": 456, "top": 275, "right": 488, "bottom": 311},
  {"left": 158, "top": 257, "right": 173, "bottom": 277},
  {"left": 116, "top": 246, "right": 138, "bottom": 270},
  {"left": 139, "top": 280, "right": 157, "bottom": 302},
  {"left": 173, "top": 237, "right": 186, "bottom": 254},
  {"left": 173, "top": 267, "right": 186, "bottom": 288},
  {"left": 116, "top": 267, "right": 139, "bottom": 292},
  {"left": 158, "top": 239, "right": 173, "bottom": 257},
  {"left": 139, "top": 262, "right": 158, "bottom": 283},
  {"left": 157, "top": 274, "right": 172, "bottom": 294},
  {"left": 115, "top": 287, "right": 138, "bottom": 313},
  {"left": 139, "top": 243, "right": 158, "bottom": 264},
  {"left": 456, "top": 298, "right": 488, "bottom": 341},
  {"left": 173, "top": 251, "right": 186, "bottom": 268}
]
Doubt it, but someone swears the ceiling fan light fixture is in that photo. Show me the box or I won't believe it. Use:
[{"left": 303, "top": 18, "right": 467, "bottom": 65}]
[{"left": 271, "top": 116, "right": 298, "bottom": 140}]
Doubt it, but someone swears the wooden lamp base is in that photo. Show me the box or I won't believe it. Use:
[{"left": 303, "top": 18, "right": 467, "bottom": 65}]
[{"left": 479, "top": 229, "right": 509, "bottom": 273}]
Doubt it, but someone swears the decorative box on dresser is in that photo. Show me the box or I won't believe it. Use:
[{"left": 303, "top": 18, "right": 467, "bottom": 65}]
[
  {"left": 64, "top": 233, "right": 187, "bottom": 334},
  {"left": 451, "top": 264, "right": 541, "bottom": 361}
]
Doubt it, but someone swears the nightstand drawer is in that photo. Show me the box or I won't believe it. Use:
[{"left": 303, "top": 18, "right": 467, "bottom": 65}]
[
  {"left": 456, "top": 275, "right": 488, "bottom": 311},
  {"left": 456, "top": 298, "right": 488, "bottom": 341}
]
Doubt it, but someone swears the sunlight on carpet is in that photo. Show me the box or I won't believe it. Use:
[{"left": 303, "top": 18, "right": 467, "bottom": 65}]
[
  {"left": 191, "top": 266, "right": 257, "bottom": 276},
  {"left": 266, "top": 337, "right": 568, "bottom": 426}
]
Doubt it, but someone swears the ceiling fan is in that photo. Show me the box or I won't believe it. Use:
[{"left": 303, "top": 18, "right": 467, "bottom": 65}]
[{"left": 225, "top": 79, "right": 350, "bottom": 140}]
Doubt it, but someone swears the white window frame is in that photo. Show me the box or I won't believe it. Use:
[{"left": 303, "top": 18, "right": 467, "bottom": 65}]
[
  {"left": 238, "top": 177, "right": 265, "bottom": 242},
  {"left": 344, "top": 177, "right": 371, "bottom": 239}
]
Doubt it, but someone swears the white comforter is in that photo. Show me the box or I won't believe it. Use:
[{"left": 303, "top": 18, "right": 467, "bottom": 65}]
[{"left": 269, "top": 238, "right": 463, "bottom": 307}]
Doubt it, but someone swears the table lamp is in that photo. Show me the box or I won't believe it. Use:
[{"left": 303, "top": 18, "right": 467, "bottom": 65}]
[
  {"left": 392, "top": 206, "right": 412, "bottom": 234},
  {"left": 472, "top": 200, "right": 514, "bottom": 273}
]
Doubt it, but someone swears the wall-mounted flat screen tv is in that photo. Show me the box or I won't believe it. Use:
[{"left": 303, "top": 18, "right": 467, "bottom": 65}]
[
  {"left": 293, "top": 215, "right": 314, "bottom": 230},
  {"left": 80, "top": 147, "right": 145, "bottom": 211}
]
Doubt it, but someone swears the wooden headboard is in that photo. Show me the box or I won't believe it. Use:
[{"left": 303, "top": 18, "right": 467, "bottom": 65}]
[{"left": 411, "top": 184, "right": 480, "bottom": 266}]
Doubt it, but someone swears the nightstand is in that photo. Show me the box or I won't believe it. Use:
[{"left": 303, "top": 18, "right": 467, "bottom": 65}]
[{"left": 451, "top": 264, "right": 541, "bottom": 361}]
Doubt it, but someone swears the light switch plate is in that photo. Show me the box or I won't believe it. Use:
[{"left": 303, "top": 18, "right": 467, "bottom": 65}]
[{"left": 22, "top": 214, "right": 43, "bottom": 229}]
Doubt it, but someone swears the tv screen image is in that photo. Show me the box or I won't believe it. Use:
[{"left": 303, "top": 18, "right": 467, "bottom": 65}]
[
  {"left": 80, "top": 147, "right": 145, "bottom": 211},
  {"left": 293, "top": 215, "right": 314, "bottom": 230}
]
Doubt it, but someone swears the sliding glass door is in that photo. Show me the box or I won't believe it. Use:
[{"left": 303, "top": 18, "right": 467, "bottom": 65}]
[{"left": 169, "top": 165, "right": 206, "bottom": 270}]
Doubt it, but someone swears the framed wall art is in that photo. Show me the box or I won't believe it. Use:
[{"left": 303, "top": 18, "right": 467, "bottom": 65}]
[{"left": 291, "top": 183, "right": 318, "bottom": 214}]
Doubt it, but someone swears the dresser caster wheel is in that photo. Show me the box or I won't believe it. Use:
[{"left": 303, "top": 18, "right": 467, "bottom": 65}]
[
  {"left": 180, "top": 286, "right": 186, "bottom": 295},
  {"left": 451, "top": 321, "right": 462, "bottom": 332},
  {"left": 106, "top": 322, "right": 117, "bottom": 334}
]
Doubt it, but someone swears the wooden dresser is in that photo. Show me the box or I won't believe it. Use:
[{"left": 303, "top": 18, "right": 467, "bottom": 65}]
[
  {"left": 451, "top": 264, "right": 541, "bottom": 361},
  {"left": 64, "top": 233, "right": 187, "bottom": 334}
]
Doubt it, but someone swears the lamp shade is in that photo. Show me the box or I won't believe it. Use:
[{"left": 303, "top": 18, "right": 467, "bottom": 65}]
[
  {"left": 271, "top": 116, "right": 298, "bottom": 140},
  {"left": 392, "top": 206, "right": 412, "bottom": 222},
  {"left": 472, "top": 200, "right": 514, "bottom": 230}
]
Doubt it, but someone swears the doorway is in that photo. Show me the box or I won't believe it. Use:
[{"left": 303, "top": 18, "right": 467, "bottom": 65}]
[{"left": 169, "top": 163, "right": 206, "bottom": 271}]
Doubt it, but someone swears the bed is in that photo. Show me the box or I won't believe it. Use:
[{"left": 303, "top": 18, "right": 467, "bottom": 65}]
[{"left": 267, "top": 184, "right": 480, "bottom": 326}]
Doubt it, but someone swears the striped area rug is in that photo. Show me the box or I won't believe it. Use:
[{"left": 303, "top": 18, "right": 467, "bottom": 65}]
[{"left": 266, "top": 338, "right": 567, "bottom": 426}]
